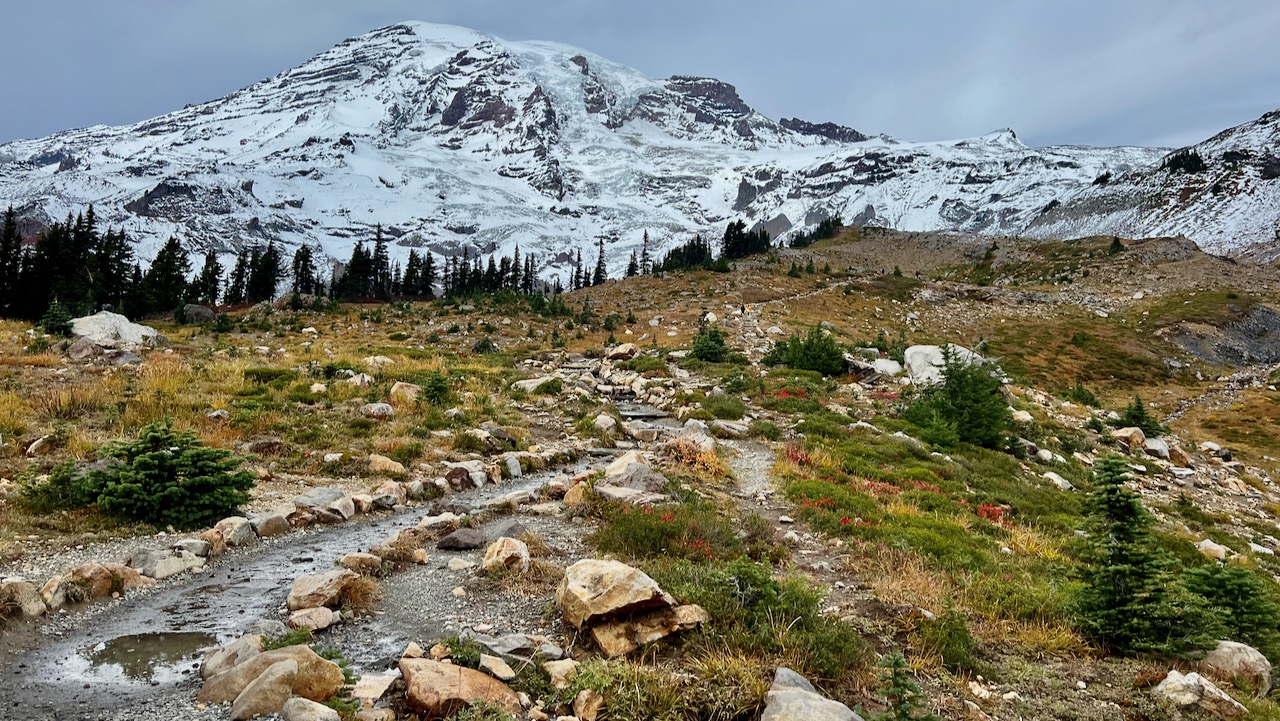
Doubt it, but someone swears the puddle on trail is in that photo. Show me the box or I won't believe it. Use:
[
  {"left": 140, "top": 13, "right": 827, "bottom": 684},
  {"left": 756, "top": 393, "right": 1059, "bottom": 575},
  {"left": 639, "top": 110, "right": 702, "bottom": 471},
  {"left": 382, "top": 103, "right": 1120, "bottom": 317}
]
[{"left": 82, "top": 632, "right": 215, "bottom": 684}]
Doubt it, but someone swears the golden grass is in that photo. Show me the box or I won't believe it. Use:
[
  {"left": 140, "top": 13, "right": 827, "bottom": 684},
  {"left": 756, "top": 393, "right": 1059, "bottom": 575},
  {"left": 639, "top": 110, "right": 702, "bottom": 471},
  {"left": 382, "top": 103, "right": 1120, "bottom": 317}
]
[
  {"left": 0, "top": 352, "right": 62, "bottom": 367},
  {"left": 339, "top": 576, "right": 383, "bottom": 616}
]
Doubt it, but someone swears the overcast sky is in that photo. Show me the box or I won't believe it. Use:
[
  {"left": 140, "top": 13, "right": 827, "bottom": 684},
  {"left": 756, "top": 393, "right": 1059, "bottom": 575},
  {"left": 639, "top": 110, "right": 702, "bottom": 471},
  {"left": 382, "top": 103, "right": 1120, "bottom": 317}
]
[{"left": 3, "top": 1, "right": 1278, "bottom": 148}]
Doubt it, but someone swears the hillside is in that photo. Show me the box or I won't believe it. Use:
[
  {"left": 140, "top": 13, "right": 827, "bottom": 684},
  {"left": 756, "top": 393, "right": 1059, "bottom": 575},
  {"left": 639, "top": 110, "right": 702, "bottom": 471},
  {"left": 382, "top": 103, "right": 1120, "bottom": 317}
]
[
  {"left": 9, "top": 20, "right": 1260, "bottom": 282},
  {"left": 3, "top": 229, "right": 1280, "bottom": 719}
]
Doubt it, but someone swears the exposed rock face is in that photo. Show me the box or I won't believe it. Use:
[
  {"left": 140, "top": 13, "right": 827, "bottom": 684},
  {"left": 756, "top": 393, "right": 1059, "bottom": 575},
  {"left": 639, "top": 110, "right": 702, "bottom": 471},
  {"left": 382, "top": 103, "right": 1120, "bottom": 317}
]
[
  {"left": 399, "top": 658, "right": 522, "bottom": 718},
  {"left": 903, "top": 344, "right": 984, "bottom": 386},
  {"left": 556, "top": 559, "right": 675, "bottom": 630},
  {"left": 590, "top": 604, "right": 708, "bottom": 657},
  {"left": 69, "top": 311, "right": 167, "bottom": 347},
  {"left": 779, "top": 118, "right": 869, "bottom": 144}
]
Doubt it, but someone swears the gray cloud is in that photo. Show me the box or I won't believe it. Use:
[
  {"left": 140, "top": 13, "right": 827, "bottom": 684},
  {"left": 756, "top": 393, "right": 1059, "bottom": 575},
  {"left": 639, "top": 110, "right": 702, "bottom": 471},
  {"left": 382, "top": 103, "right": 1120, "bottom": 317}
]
[{"left": 2, "top": 0, "right": 1277, "bottom": 148}]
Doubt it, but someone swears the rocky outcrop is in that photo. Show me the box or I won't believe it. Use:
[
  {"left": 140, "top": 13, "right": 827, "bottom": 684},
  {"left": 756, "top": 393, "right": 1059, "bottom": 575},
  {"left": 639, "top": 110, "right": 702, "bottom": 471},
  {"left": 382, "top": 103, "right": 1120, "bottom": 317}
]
[
  {"left": 286, "top": 569, "right": 358, "bottom": 611},
  {"left": 1202, "top": 640, "right": 1272, "bottom": 696},
  {"left": 1152, "top": 670, "right": 1246, "bottom": 719},
  {"left": 556, "top": 559, "right": 675, "bottom": 630},
  {"left": 69, "top": 311, "right": 167, "bottom": 347},
  {"left": 761, "top": 667, "right": 865, "bottom": 721},
  {"left": 198, "top": 644, "right": 345, "bottom": 704}
]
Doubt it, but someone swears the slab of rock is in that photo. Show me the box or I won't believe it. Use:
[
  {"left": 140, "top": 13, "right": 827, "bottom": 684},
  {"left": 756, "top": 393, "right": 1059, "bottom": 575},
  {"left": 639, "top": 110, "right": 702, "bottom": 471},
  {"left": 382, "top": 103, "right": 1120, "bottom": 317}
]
[
  {"left": 593, "top": 414, "right": 619, "bottom": 435},
  {"left": 390, "top": 381, "right": 422, "bottom": 403},
  {"left": 1152, "top": 670, "right": 1246, "bottom": 719},
  {"left": 603, "top": 462, "right": 668, "bottom": 493},
  {"left": 481, "top": 537, "right": 531, "bottom": 575},
  {"left": 251, "top": 512, "right": 290, "bottom": 538},
  {"left": 289, "top": 606, "right": 338, "bottom": 631},
  {"left": 202, "top": 634, "right": 262, "bottom": 680},
  {"left": 480, "top": 654, "right": 517, "bottom": 681},
  {"left": 437, "top": 528, "right": 487, "bottom": 551},
  {"left": 367, "top": 454, "right": 406, "bottom": 476},
  {"left": 1203, "top": 640, "right": 1271, "bottom": 696},
  {"left": 590, "top": 604, "right": 708, "bottom": 657},
  {"left": 215, "top": 516, "right": 256, "bottom": 547},
  {"left": 605, "top": 450, "right": 649, "bottom": 476},
  {"left": 66, "top": 336, "right": 102, "bottom": 361},
  {"left": 1043, "top": 471, "right": 1074, "bottom": 492},
  {"left": 286, "top": 569, "right": 358, "bottom": 611},
  {"left": 326, "top": 496, "right": 356, "bottom": 521},
  {"left": 151, "top": 551, "right": 205, "bottom": 580},
  {"left": 361, "top": 403, "right": 395, "bottom": 420},
  {"left": 556, "top": 559, "right": 675, "bottom": 630},
  {"left": 281, "top": 697, "right": 341, "bottom": 721},
  {"left": 1111, "top": 427, "right": 1146, "bottom": 450},
  {"left": 606, "top": 343, "right": 641, "bottom": 360},
  {"left": 710, "top": 420, "right": 749, "bottom": 438},
  {"left": 1, "top": 580, "right": 46, "bottom": 617},
  {"left": 761, "top": 667, "right": 864, "bottom": 721},
  {"left": 593, "top": 485, "right": 669, "bottom": 505},
  {"left": 399, "top": 658, "right": 521, "bottom": 718},
  {"left": 198, "top": 645, "right": 345, "bottom": 704},
  {"left": 1197, "top": 539, "right": 1231, "bottom": 561},
  {"left": 351, "top": 674, "right": 397, "bottom": 709},
  {"left": 903, "top": 344, "right": 981, "bottom": 387},
  {"left": 1144, "top": 437, "right": 1171, "bottom": 460},
  {"left": 544, "top": 659, "right": 580, "bottom": 690},
  {"left": 70, "top": 311, "right": 165, "bottom": 346},
  {"left": 339, "top": 552, "right": 384, "bottom": 575},
  {"left": 512, "top": 377, "right": 554, "bottom": 393},
  {"left": 231, "top": 658, "right": 297, "bottom": 721}
]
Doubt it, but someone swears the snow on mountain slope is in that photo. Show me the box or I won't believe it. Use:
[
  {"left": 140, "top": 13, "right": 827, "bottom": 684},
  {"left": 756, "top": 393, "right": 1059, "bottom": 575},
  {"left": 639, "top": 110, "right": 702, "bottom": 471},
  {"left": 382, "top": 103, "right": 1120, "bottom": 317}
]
[
  {"left": 0, "top": 20, "right": 1268, "bottom": 282},
  {"left": 1027, "top": 108, "right": 1280, "bottom": 259}
]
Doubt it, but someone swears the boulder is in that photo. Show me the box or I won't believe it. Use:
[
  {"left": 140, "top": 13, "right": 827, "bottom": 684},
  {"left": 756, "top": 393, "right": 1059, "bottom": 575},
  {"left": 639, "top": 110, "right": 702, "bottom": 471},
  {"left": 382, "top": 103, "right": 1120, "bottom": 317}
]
[
  {"left": 593, "top": 414, "right": 619, "bottom": 435},
  {"left": 399, "top": 658, "right": 521, "bottom": 718},
  {"left": 1011, "top": 410, "right": 1034, "bottom": 424},
  {"left": 1170, "top": 445, "right": 1193, "bottom": 468},
  {"left": 556, "top": 559, "right": 675, "bottom": 630},
  {"left": 872, "top": 358, "right": 903, "bottom": 377},
  {"left": 512, "top": 377, "right": 554, "bottom": 394},
  {"left": 606, "top": 343, "right": 641, "bottom": 360},
  {"left": 326, "top": 496, "right": 356, "bottom": 521},
  {"left": 1043, "top": 472, "right": 1074, "bottom": 492},
  {"left": 151, "top": 551, "right": 206, "bottom": 580},
  {"left": 390, "top": 381, "right": 422, "bottom": 403},
  {"left": 590, "top": 604, "right": 708, "bottom": 657},
  {"left": 200, "top": 528, "right": 229, "bottom": 557},
  {"left": 39, "top": 577, "right": 66, "bottom": 612},
  {"left": 289, "top": 607, "right": 338, "bottom": 632},
  {"left": 481, "top": 537, "right": 531, "bottom": 575},
  {"left": 761, "top": 667, "right": 864, "bottom": 721},
  {"left": 215, "top": 516, "right": 257, "bottom": 548},
  {"left": 351, "top": 674, "right": 398, "bottom": 709},
  {"left": 202, "top": 634, "right": 262, "bottom": 680},
  {"left": 295, "top": 487, "right": 345, "bottom": 509},
  {"left": 183, "top": 304, "right": 217, "bottom": 324},
  {"left": 605, "top": 450, "right": 649, "bottom": 476},
  {"left": 1203, "top": 640, "right": 1271, "bottom": 695},
  {"left": 1152, "top": 670, "right": 1246, "bottom": 719},
  {"left": 281, "top": 697, "right": 341, "bottom": 721},
  {"left": 1197, "top": 539, "right": 1231, "bottom": 561},
  {"left": 338, "top": 552, "right": 384, "bottom": 576},
  {"left": 710, "top": 419, "right": 750, "bottom": 438},
  {"left": 368, "top": 454, "right": 406, "bottom": 476},
  {"left": 344, "top": 373, "right": 375, "bottom": 388},
  {"left": 1, "top": 580, "right": 47, "bottom": 617},
  {"left": 230, "top": 659, "right": 297, "bottom": 721},
  {"left": 903, "top": 344, "right": 981, "bottom": 387},
  {"left": 70, "top": 311, "right": 166, "bottom": 346},
  {"left": 603, "top": 462, "right": 668, "bottom": 493},
  {"left": 593, "top": 485, "right": 668, "bottom": 505},
  {"left": 251, "top": 512, "right": 290, "bottom": 538},
  {"left": 198, "top": 645, "right": 345, "bottom": 704},
  {"left": 574, "top": 688, "right": 605, "bottom": 721},
  {"left": 1111, "top": 427, "right": 1146, "bottom": 450},
  {"left": 361, "top": 403, "right": 395, "bottom": 420},
  {"left": 286, "top": 569, "right": 358, "bottom": 611},
  {"left": 543, "top": 659, "right": 580, "bottom": 690},
  {"left": 1144, "top": 437, "right": 1171, "bottom": 460},
  {"left": 437, "top": 528, "right": 488, "bottom": 551}
]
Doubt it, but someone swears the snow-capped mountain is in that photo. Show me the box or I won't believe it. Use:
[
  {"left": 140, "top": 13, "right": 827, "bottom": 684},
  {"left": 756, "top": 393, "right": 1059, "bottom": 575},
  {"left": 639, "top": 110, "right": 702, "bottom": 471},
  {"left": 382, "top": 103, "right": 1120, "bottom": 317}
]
[{"left": 0, "top": 21, "right": 1273, "bottom": 279}]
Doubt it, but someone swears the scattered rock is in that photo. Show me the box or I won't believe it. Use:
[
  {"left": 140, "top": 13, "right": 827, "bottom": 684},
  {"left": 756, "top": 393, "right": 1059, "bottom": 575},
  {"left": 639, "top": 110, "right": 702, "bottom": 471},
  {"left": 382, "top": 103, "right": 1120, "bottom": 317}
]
[
  {"left": 390, "top": 381, "right": 422, "bottom": 402},
  {"left": 544, "top": 659, "right": 580, "bottom": 690},
  {"left": 183, "top": 304, "right": 217, "bottom": 324},
  {"left": 480, "top": 654, "right": 517, "bottom": 681},
  {"left": 361, "top": 403, "right": 395, "bottom": 420},
  {"left": 339, "top": 552, "right": 384, "bottom": 575},
  {"left": 230, "top": 658, "right": 297, "bottom": 721},
  {"left": 574, "top": 688, "right": 605, "bottom": 721},
  {"left": 1011, "top": 410, "right": 1034, "bottom": 424},
  {"left": 198, "top": 644, "right": 345, "bottom": 704},
  {"left": 215, "top": 516, "right": 256, "bottom": 548},
  {"left": 606, "top": 343, "right": 640, "bottom": 360},
  {"left": 481, "top": 537, "right": 532, "bottom": 575},
  {"left": 1044, "top": 471, "right": 1074, "bottom": 491},
  {"left": 202, "top": 635, "right": 262, "bottom": 680},
  {"left": 590, "top": 604, "right": 708, "bottom": 657},
  {"left": 761, "top": 666, "right": 864, "bottom": 721},
  {"left": 70, "top": 311, "right": 166, "bottom": 347},
  {"left": 286, "top": 569, "right": 358, "bottom": 611},
  {"left": 1144, "top": 437, "right": 1171, "bottom": 460},
  {"left": 399, "top": 658, "right": 522, "bottom": 718},
  {"left": 556, "top": 559, "right": 675, "bottom": 630},
  {"left": 367, "top": 454, "right": 406, "bottom": 476},
  {"left": 289, "top": 607, "right": 338, "bottom": 632},
  {"left": 0, "top": 580, "right": 46, "bottom": 617},
  {"left": 251, "top": 512, "right": 290, "bottom": 538},
  {"left": 437, "top": 528, "right": 488, "bottom": 551},
  {"left": 281, "top": 697, "right": 341, "bottom": 721},
  {"left": 1196, "top": 539, "right": 1231, "bottom": 561},
  {"left": 1203, "top": 640, "right": 1271, "bottom": 696},
  {"left": 1111, "top": 427, "right": 1146, "bottom": 450},
  {"left": 593, "top": 414, "right": 619, "bottom": 435},
  {"left": 1152, "top": 670, "right": 1246, "bottom": 719}
]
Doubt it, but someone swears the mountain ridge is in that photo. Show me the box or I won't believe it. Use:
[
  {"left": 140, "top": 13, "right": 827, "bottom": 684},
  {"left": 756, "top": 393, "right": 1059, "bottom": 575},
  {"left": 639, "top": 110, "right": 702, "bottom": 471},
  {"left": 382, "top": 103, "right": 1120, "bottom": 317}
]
[{"left": 0, "top": 20, "right": 1275, "bottom": 279}]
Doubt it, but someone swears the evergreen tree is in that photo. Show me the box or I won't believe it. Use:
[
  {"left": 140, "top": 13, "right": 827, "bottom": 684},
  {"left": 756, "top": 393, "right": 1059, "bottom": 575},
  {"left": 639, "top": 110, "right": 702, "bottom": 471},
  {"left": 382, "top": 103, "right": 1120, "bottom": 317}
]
[
  {"left": 189, "top": 251, "right": 222, "bottom": 306},
  {"left": 1076, "top": 456, "right": 1208, "bottom": 653},
  {"left": 121, "top": 264, "right": 147, "bottom": 318},
  {"left": 721, "top": 219, "right": 771, "bottom": 260},
  {"left": 510, "top": 245, "right": 522, "bottom": 292},
  {"left": 224, "top": 250, "right": 249, "bottom": 305},
  {"left": 92, "top": 229, "right": 134, "bottom": 311},
  {"left": 592, "top": 238, "right": 607, "bottom": 286},
  {"left": 0, "top": 207, "right": 20, "bottom": 316},
  {"left": 625, "top": 251, "right": 639, "bottom": 278},
  {"left": 142, "top": 236, "right": 191, "bottom": 315},
  {"left": 245, "top": 241, "right": 284, "bottom": 303},
  {"left": 902, "top": 346, "right": 1011, "bottom": 449},
  {"left": 371, "top": 226, "right": 391, "bottom": 300},
  {"left": 421, "top": 251, "right": 436, "bottom": 299},
  {"left": 290, "top": 245, "right": 317, "bottom": 296},
  {"left": 640, "top": 231, "right": 652, "bottom": 274}
]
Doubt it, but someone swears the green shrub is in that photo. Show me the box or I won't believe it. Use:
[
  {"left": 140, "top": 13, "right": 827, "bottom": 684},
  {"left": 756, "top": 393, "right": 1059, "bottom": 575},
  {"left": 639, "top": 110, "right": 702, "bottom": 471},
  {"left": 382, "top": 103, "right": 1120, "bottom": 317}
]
[
  {"left": 422, "top": 371, "right": 451, "bottom": 406},
  {"left": 592, "top": 502, "right": 743, "bottom": 563},
  {"left": 1115, "top": 396, "right": 1167, "bottom": 436},
  {"left": 702, "top": 393, "right": 746, "bottom": 420},
  {"left": 903, "top": 348, "right": 1010, "bottom": 449},
  {"left": 19, "top": 461, "right": 95, "bottom": 514},
  {"left": 690, "top": 324, "right": 733, "bottom": 363},
  {"left": 78, "top": 419, "right": 255, "bottom": 530},
  {"left": 763, "top": 327, "right": 846, "bottom": 376},
  {"left": 750, "top": 420, "right": 781, "bottom": 441},
  {"left": 621, "top": 355, "right": 667, "bottom": 374},
  {"left": 1184, "top": 564, "right": 1280, "bottom": 663},
  {"left": 440, "top": 635, "right": 484, "bottom": 669},
  {"left": 471, "top": 336, "right": 499, "bottom": 354},
  {"left": 920, "top": 601, "right": 977, "bottom": 673},
  {"left": 243, "top": 368, "right": 297, "bottom": 385},
  {"left": 1063, "top": 382, "right": 1100, "bottom": 408},
  {"left": 261, "top": 627, "right": 314, "bottom": 650},
  {"left": 535, "top": 378, "right": 563, "bottom": 395},
  {"left": 40, "top": 301, "right": 74, "bottom": 337}
]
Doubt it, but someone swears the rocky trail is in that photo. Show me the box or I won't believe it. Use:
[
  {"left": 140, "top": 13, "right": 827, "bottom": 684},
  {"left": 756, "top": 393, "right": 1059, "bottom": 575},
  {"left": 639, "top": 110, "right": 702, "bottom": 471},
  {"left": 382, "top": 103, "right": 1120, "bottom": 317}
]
[{"left": 0, "top": 463, "right": 590, "bottom": 721}]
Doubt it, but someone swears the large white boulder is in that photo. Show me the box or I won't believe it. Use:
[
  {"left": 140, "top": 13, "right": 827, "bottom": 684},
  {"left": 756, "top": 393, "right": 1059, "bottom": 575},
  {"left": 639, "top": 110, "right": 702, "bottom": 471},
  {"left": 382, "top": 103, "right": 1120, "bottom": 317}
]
[
  {"left": 70, "top": 311, "right": 166, "bottom": 347},
  {"left": 903, "top": 344, "right": 982, "bottom": 387}
]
